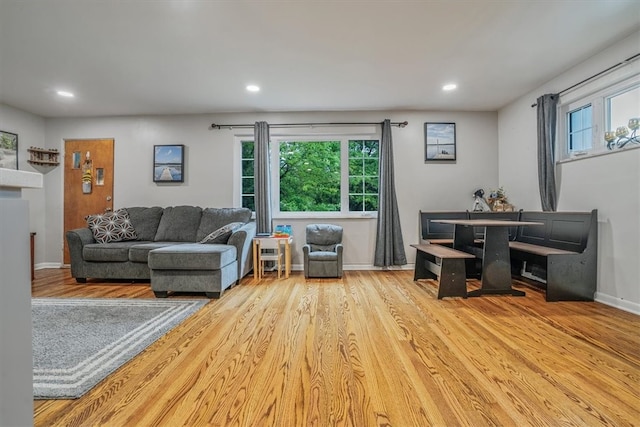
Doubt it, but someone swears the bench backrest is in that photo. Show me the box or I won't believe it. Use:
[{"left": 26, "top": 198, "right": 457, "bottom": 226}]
[
  {"left": 516, "top": 210, "right": 596, "bottom": 253},
  {"left": 468, "top": 210, "right": 521, "bottom": 240},
  {"left": 419, "top": 211, "right": 468, "bottom": 241}
]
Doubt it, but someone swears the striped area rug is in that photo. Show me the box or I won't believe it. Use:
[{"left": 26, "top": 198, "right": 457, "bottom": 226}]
[{"left": 32, "top": 298, "right": 207, "bottom": 399}]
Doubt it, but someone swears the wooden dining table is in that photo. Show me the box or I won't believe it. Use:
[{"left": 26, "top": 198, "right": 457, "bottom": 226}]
[{"left": 433, "top": 219, "right": 543, "bottom": 297}]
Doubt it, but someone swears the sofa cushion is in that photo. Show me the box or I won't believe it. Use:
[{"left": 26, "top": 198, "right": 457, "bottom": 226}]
[
  {"left": 154, "top": 206, "right": 203, "bottom": 242},
  {"left": 196, "top": 208, "right": 252, "bottom": 242},
  {"left": 199, "top": 222, "right": 244, "bottom": 244},
  {"left": 126, "top": 207, "right": 164, "bottom": 241},
  {"left": 128, "top": 242, "right": 183, "bottom": 263},
  {"left": 148, "top": 244, "right": 237, "bottom": 270},
  {"left": 86, "top": 209, "right": 138, "bottom": 244},
  {"left": 83, "top": 241, "right": 144, "bottom": 262}
]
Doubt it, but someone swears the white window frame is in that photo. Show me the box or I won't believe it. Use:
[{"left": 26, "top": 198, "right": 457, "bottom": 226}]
[{"left": 557, "top": 66, "right": 640, "bottom": 162}]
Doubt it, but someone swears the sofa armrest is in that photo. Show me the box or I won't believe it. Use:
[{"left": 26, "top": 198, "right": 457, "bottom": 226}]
[
  {"left": 227, "top": 221, "right": 257, "bottom": 279},
  {"left": 335, "top": 243, "right": 344, "bottom": 276},
  {"left": 65, "top": 228, "right": 95, "bottom": 281}
]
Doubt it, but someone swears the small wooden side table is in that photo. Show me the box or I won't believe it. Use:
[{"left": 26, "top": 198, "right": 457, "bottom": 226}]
[{"left": 253, "top": 235, "right": 293, "bottom": 279}]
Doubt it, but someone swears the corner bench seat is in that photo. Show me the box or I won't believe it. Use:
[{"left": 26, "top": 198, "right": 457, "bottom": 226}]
[
  {"left": 508, "top": 241, "right": 578, "bottom": 256},
  {"left": 509, "top": 209, "right": 597, "bottom": 301}
]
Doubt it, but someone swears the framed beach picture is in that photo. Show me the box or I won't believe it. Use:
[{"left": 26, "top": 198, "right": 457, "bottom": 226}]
[
  {"left": 0, "top": 130, "right": 18, "bottom": 170},
  {"left": 153, "top": 144, "right": 184, "bottom": 182},
  {"left": 424, "top": 122, "right": 456, "bottom": 161}
]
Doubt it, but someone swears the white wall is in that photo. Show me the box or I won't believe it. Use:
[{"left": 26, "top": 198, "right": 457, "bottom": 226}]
[
  {"left": 43, "top": 110, "right": 499, "bottom": 268},
  {"left": 0, "top": 104, "right": 47, "bottom": 265},
  {"left": 498, "top": 31, "right": 640, "bottom": 312}
]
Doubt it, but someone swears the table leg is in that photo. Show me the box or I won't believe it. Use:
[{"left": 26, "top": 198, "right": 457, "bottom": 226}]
[
  {"left": 468, "top": 226, "right": 525, "bottom": 297},
  {"left": 252, "top": 240, "right": 259, "bottom": 279},
  {"left": 284, "top": 240, "right": 291, "bottom": 278}
]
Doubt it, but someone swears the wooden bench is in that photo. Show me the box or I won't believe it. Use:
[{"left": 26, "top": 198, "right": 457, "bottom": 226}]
[
  {"left": 419, "top": 211, "right": 468, "bottom": 246},
  {"left": 411, "top": 243, "right": 475, "bottom": 299},
  {"left": 509, "top": 209, "right": 597, "bottom": 301}
]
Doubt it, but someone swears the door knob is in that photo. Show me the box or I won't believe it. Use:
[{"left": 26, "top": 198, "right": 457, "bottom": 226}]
[{"left": 106, "top": 196, "right": 112, "bottom": 201}]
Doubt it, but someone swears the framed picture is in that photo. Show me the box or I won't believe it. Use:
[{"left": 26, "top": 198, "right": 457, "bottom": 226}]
[
  {"left": 424, "top": 122, "right": 456, "bottom": 161},
  {"left": 153, "top": 144, "right": 184, "bottom": 182},
  {"left": 72, "top": 151, "right": 81, "bottom": 169},
  {"left": 0, "top": 130, "right": 18, "bottom": 170}
]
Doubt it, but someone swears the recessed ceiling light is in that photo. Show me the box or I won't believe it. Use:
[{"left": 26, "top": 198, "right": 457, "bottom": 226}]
[
  {"left": 246, "top": 85, "right": 260, "bottom": 92},
  {"left": 442, "top": 83, "right": 457, "bottom": 91},
  {"left": 56, "top": 90, "right": 75, "bottom": 98}
]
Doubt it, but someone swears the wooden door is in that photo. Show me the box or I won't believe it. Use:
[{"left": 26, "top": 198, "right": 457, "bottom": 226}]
[{"left": 63, "top": 139, "right": 114, "bottom": 264}]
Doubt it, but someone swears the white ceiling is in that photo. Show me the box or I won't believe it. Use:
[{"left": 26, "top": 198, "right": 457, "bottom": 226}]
[{"left": 1, "top": 1, "right": 639, "bottom": 118}]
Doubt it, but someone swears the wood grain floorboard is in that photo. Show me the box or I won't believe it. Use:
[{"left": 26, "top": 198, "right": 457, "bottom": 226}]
[{"left": 31, "top": 268, "right": 640, "bottom": 426}]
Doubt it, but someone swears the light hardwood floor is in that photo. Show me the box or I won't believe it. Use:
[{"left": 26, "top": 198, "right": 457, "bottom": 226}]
[{"left": 33, "top": 268, "right": 639, "bottom": 426}]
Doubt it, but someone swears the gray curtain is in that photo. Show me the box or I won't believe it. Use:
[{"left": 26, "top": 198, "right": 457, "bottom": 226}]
[
  {"left": 254, "top": 121, "right": 272, "bottom": 234},
  {"left": 374, "top": 119, "right": 407, "bottom": 266},
  {"left": 536, "top": 94, "right": 559, "bottom": 212}
]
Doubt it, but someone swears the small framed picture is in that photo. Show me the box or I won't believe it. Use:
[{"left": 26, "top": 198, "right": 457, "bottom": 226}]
[
  {"left": 424, "top": 123, "right": 456, "bottom": 161},
  {"left": 0, "top": 130, "right": 18, "bottom": 170},
  {"left": 72, "top": 151, "right": 81, "bottom": 169},
  {"left": 153, "top": 144, "right": 184, "bottom": 183}
]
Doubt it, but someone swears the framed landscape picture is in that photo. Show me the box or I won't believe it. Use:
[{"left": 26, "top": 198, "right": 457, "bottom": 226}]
[
  {"left": 0, "top": 130, "right": 18, "bottom": 170},
  {"left": 424, "top": 122, "right": 456, "bottom": 161},
  {"left": 153, "top": 144, "right": 184, "bottom": 182}
]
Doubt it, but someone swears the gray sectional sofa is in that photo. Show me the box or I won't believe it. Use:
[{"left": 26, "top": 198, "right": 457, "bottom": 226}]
[{"left": 66, "top": 206, "right": 256, "bottom": 298}]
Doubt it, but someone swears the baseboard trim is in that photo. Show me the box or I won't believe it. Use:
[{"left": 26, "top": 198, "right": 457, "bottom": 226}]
[
  {"left": 35, "top": 262, "right": 63, "bottom": 270},
  {"left": 290, "top": 263, "right": 415, "bottom": 271},
  {"left": 595, "top": 292, "right": 640, "bottom": 315}
]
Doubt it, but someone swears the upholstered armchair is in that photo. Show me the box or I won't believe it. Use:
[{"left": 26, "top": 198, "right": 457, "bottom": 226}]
[{"left": 303, "top": 224, "right": 343, "bottom": 278}]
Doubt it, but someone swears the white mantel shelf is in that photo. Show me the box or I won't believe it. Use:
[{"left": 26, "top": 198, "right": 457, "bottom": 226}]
[
  {"left": 0, "top": 168, "right": 43, "bottom": 190},
  {"left": 0, "top": 168, "right": 38, "bottom": 425}
]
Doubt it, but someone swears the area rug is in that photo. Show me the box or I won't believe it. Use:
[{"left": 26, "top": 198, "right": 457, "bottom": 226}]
[{"left": 32, "top": 298, "right": 207, "bottom": 399}]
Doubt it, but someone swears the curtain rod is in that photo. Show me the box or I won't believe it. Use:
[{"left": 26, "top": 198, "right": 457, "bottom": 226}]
[
  {"left": 531, "top": 52, "right": 640, "bottom": 107},
  {"left": 210, "top": 121, "right": 408, "bottom": 130}
]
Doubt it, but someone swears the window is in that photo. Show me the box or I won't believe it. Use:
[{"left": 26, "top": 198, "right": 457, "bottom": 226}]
[
  {"left": 240, "top": 137, "right": 379, "bottom": 215},
  {"left": 348, "top": 140, "right": 379, "bottom": 212},
  {"left": 279, "top": 140, "right": 341, "bottom": 212},
  {"left": 607, "top": 85, "right": 640, "bottom": 149},
  {"left": 241, "top": 141, "right": 255, "bottom": 211},
  {"left": 559, "top": 72, "right": 639, "bottom": 161},
  {"left": 568, "top": 105, "right": 592, "bottom": 153}
]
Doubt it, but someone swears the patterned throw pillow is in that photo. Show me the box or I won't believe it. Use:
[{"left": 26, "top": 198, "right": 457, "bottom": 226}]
[
  {"left": 199, "top": 222, "right": 244, "bottom": 244},
  {"left": 86, "top": 209, "right": 138, "bottom": 244}
]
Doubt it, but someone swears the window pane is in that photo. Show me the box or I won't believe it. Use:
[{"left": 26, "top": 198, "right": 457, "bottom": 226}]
[
  {"left": 242, "top": 196, "right": 255, "bottom": 211},
  {"left": 349, "top": 176, "right": 363, "bottom": 193},
  {"left": 364, "top": 176, "right": 378, "bottom": 194},
  {"left": 242, "top": 159, "right": 254, "bottom": 176},
  {"left": 363, "top": 140, "right": 378, "bottom": 157},
  {"left": 364, "top": 195, "right": 378, "bottom": 211},
  {"left": 568, "top": 105, "right": 592, "bottom": 152},
  {"left": 348, "top": 159, "right": 362, "bottom": 175},
  {"left": 242, "top": 177, "right": 254, "bottom": 194},
  {"left": 364, "top": 158, "right": 378, "bottom": 176},
  {"left": 279, "top": 141, "right": 341, "bottom": 212},
  {"left": 241, "top": 141, "right": 254, "bottom": 157},
  {"left": 349, "top": 195, "right": 363, "bottom": 211},
  {"left": 607, "top": 85, "right": 640, "bottom": 130}
]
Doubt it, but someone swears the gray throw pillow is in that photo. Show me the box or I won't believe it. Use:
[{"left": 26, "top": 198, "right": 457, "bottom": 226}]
[
  {"left": 199, "top": 222, "right": 244, "bottom": 244},
  {"left": 86, "top": 209, "right": 138, "bottom": 243},
  {"left": 196, "top": 207, "right": 252, "bottom": 242}
]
